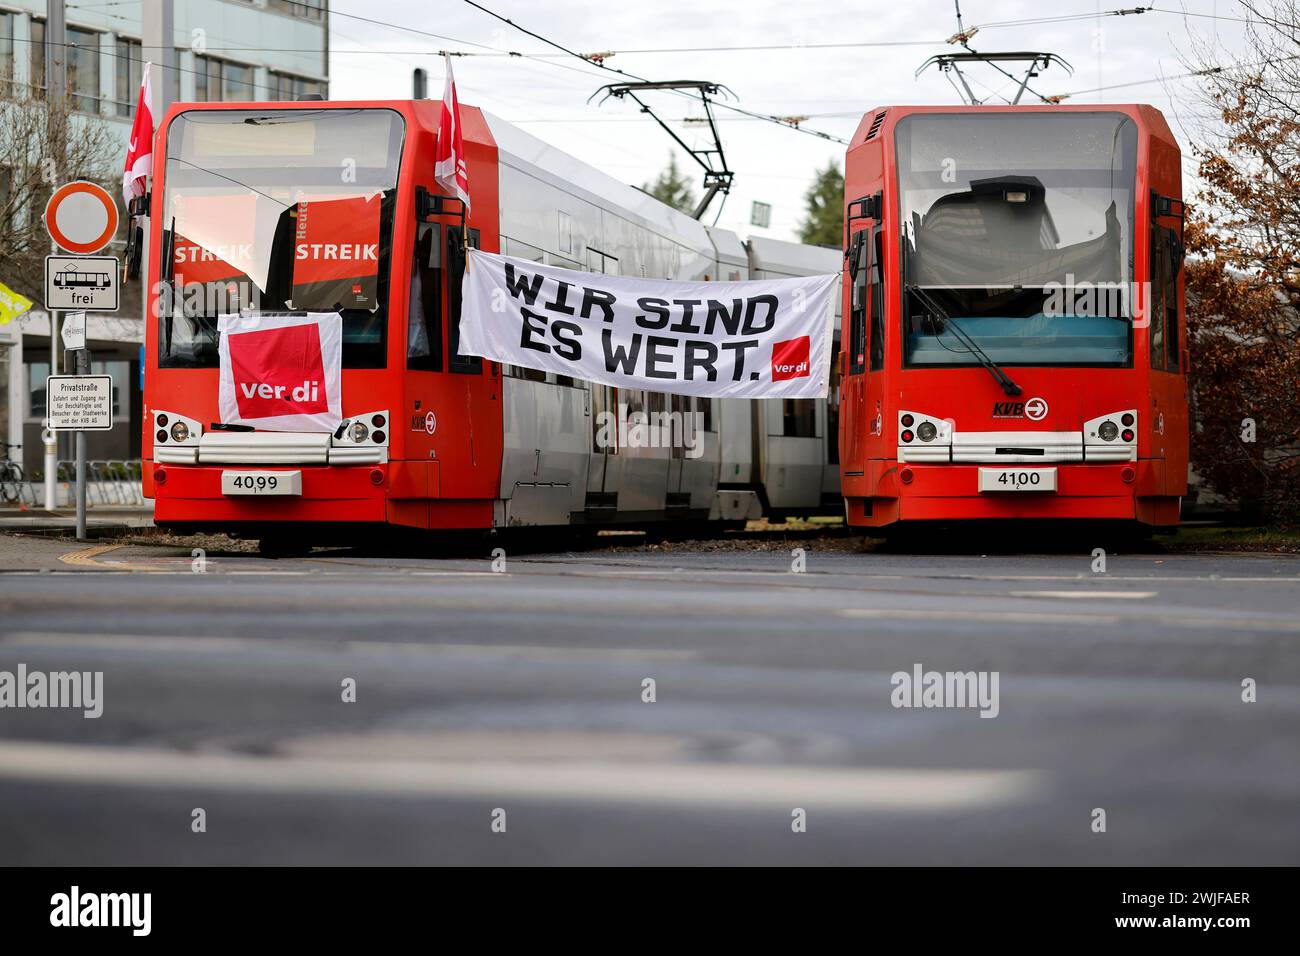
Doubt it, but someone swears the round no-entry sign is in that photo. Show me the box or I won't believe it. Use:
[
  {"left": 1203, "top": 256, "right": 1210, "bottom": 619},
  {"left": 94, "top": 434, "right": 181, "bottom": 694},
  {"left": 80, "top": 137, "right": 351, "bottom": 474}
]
[{"left": 45, "top": 181, "right": 119, "bottom": 255}]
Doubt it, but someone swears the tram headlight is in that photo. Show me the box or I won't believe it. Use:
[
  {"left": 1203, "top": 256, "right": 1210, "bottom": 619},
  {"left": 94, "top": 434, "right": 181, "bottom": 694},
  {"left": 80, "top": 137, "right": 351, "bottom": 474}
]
[
  {"left": 1098, "top": 421, "right": 1119, "bottom": 442},
  {"left": 169, "top": 421, "right": 190, "bottom": 443},
  {"left": 349, "top": 421, "right": 370, "bottom": 444},
  {"left": 917, "top": 421, "right": 938, "bottom": 442}
]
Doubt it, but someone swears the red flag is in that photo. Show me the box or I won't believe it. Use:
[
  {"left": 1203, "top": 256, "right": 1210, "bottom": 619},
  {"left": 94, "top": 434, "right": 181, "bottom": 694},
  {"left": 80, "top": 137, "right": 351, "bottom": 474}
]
[
  {"left": 434, "top": 54, "right": 470, "bottom": 210},
  {"left": 122, "top": 62, "right": 154, "bottom": 207}
]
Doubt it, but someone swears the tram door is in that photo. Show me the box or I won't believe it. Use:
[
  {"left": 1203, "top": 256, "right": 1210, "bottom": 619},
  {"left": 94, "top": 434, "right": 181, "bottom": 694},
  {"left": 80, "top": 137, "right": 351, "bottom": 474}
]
[
  {"left": 841, "top": 208, "right": 875, "bottom": 477},
  {"left": 1148, "top": 208, "right": 1190, "bottom": 497}
]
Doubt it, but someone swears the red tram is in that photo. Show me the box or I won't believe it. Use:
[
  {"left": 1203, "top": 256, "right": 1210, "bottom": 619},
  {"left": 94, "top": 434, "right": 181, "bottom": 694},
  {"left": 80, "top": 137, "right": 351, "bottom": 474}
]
[
  {"left": 838, "top": 105, "right": 1188, "bottom": 530},
  {"left": 142, "top": 99, "right": 842, "bottom": 546}
]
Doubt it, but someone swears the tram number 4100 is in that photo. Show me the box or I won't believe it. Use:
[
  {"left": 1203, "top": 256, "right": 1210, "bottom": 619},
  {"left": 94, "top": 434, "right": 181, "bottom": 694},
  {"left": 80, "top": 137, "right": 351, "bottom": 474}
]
[{"left": 978, "top": 467, "right": 1058, "bottom": 493}]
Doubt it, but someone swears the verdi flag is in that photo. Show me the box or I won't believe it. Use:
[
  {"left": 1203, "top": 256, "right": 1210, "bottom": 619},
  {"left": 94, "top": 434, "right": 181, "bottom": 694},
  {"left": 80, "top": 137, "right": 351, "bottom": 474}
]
[
  {"left": 217, "top": 313, "right": 343, "bottom": 432},
  {"left": 122, "top": 62, "right": 154, "bottom": 207},
  {"left": 459, "top": 249, "right": 838, "bottom": 399},
  {"left": 434, "top": 53, "right": 470, "bottom": 210}
]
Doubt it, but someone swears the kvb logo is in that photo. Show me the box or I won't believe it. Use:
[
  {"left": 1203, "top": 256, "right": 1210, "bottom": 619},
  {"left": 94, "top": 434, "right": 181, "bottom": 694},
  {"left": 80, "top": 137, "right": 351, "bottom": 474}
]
[
  {"left": 771, "top": 336, "right": 811, "bottom": 382},
  {"left": 992, "top": 397, "right": 1049, "bottom": 420},
  {"left": 229, "top": 323, "right": 329, "bottom": 419}
]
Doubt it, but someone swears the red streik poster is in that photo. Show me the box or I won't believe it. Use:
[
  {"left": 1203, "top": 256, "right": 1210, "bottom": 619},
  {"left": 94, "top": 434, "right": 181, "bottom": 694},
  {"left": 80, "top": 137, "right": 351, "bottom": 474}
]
[{"left": 291, "top": 194, "right": 382, "bottom": 312}]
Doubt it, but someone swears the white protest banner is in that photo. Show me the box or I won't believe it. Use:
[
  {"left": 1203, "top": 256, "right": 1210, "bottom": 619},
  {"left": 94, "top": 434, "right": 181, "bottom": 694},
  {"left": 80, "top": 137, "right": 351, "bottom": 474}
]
[
  {"left": 459, "top": 249, "right": 838, "bottom": 399},
  {"left": 217, "top": 312, "right": 342, "bottom": 432}
]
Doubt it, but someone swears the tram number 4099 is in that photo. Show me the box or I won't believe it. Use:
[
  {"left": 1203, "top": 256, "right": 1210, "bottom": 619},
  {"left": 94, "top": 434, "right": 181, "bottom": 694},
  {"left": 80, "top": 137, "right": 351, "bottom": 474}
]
[{"left": 220, "top": 470, "right": 303, "bottom": 496}]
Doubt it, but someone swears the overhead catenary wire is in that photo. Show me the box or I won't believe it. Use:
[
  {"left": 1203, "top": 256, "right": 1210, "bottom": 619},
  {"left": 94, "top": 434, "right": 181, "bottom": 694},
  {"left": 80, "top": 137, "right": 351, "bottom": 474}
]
[
  {"left": 1047, "top": 49, "right": 1300, "bottom": 100},
  {"left": 460, "top": 0, "right": 850, "bottom": 144}
]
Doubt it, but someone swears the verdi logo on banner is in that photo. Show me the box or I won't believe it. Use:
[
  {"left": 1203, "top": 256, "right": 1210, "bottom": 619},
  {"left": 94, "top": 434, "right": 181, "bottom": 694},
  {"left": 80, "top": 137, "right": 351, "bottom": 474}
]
[
  {"left": 217, "top": 312, "right": 342, "bottom": 432},
  {"left": 459, "top": 249, "right": 838, "bottom": 399},
  {"left": 291, "top": 194, "right": 382, "bottom": 311}
]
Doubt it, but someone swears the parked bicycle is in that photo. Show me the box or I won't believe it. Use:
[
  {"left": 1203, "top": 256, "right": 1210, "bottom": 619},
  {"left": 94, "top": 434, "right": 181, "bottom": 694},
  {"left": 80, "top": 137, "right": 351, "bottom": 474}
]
[{"left": 1, "top": 443, "right": 28, "bottom": 505}]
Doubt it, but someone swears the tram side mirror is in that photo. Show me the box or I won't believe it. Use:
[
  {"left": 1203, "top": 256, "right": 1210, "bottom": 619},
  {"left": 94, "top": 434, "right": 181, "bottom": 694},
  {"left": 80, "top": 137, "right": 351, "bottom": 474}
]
[
  {"left": 124, "top": 193, "right": 149, "bottom": 281},
  {"left": 125, "top": 222, "right": 143, "bottom": 280},
  {"left": 847, "top": 231, "right": 869, "bottom": 279}
]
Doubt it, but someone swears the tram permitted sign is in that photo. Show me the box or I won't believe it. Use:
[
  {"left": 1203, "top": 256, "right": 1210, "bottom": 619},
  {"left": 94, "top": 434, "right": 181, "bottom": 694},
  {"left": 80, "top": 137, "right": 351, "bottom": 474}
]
[
  {"left": 44, "top": 181, "right": 119, "bottom": 255},
  {"left": 46, "top": 375, "right": 113, "bottom": 431},
  {"left": 46, "top": 255, "right": 120, "bottom": 312}
]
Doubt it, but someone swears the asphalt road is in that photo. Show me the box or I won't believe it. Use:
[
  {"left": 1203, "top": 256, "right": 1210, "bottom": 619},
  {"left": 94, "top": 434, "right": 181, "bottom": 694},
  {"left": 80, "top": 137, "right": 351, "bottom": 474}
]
[{"left": 1, "top": 530, "right": 1297, "bottom": 865}]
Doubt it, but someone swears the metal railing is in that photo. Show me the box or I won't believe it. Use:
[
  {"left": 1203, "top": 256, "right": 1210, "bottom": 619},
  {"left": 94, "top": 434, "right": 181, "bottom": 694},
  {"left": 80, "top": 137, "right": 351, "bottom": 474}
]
[
  {"left": 54, "top": 460, "right": 147, "bottom": 506},
  {"left": 1, "top": 459, "right": 147, "bottom": 509}
]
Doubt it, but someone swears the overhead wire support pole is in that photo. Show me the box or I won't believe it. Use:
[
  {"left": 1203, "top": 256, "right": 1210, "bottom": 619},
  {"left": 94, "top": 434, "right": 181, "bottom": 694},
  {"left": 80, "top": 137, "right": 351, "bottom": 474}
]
[
  {"left": 917, "top": 0, "right": 1072, "bottom": 106},
  {"left": 590, "top": 80, "right": 736, "bottom": 220}
]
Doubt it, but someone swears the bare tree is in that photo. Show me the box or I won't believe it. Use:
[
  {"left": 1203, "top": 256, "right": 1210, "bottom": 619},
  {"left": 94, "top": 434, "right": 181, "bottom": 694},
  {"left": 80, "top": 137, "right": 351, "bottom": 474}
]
[
  {"left": 1182, "top": 1, "right": 1300, "bottom": 521},
  {"left": 0, "top": 88, "right": 122, "bottom": 305}
]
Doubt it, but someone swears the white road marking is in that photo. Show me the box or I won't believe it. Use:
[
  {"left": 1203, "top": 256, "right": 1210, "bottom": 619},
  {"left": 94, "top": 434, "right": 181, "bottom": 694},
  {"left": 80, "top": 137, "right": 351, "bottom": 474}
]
[
  {"left": 0, "top": 739, "right": 1042, "bottom": 810},
  {"left": 841, "top": 607, "right": 1300, "bottom": 632},
  {"left": 1009, "top": 590, "right": 1157, "bottom": 599},
  {"left": 842, "top": 608, "right": 1116, "bottom": 625},
  {"left": 0, "top": 631, "right": 696, "bottom": 660},
  {"left": 225, "top": 571, "right": 312, "bottom": 576},
  {"left": 409, "top": 571, "right": 507, "bottom": 577}
]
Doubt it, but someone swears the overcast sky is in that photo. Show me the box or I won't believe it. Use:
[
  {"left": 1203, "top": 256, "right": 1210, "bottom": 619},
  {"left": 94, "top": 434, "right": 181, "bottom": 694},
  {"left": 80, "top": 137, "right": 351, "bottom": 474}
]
[{"left": 328, "top": 1, "right": 1251, "bottom": 242}]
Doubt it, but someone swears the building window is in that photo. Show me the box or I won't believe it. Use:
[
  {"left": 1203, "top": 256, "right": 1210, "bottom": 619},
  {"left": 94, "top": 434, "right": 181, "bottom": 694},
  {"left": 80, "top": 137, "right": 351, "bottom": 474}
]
[
  {"left": 195, "top": 55, "right": 256, "bottom": 102},
  {"left": 0, "top": 13, "right": 14, "bottom": 98},
  {"left": 268, "top": 0, "right": 326, "bottom": 21},
  {"left": 115, "top": 38, "right": 140, "bottom": 116},
  {"left": 270, "top": 71, "right": 325, "bottom": 101},
  {"left": 114, "top": 41, "right": 180, "bottom": 113},
  {"left": 31, "top": 19, "right": 44, "bottom": 97},
  {"left": 29, "top": 360, "right": 129, "bottom": 418},
  {"left": 113, "top": 38, "right": 149, "bottom": 116},
  {"left": 92, "top": 360, "right": 129, "bottom": 417},
  {"left": 67, "top": 26, "right": 102, "bottom": 112},
  {"left": 28, "top": 362, "right": 49, "bottom": 419}
]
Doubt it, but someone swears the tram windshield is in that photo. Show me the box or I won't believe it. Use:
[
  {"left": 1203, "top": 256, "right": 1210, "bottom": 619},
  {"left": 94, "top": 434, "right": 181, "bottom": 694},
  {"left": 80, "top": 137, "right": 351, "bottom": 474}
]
[
  {"left": 896, "top": 111, "right": 1138, "bottom": 367},
  {"left": 157, "top": 108, "right": 405, "bottom": 368}
]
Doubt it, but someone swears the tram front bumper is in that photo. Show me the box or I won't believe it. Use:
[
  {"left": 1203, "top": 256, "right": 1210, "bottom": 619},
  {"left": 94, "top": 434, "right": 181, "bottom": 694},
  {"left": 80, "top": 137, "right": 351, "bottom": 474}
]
[
  {"left": 145, "top": 462, "right": 389, "bottom": 525},
  {"left": 844, "top": 459, "right": 1178, "bottom": 526}
]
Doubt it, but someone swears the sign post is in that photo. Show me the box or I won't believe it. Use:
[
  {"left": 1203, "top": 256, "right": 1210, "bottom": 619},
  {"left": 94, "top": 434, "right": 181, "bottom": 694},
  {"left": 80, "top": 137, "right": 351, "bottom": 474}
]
[{"left": 43, "top": 180, "right": 120, "bottom": 524}]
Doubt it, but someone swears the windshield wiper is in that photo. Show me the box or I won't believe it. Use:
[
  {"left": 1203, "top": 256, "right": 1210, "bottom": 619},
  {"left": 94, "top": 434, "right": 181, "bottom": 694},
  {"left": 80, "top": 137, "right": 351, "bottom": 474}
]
[{"left": 907, "top": 284, "right": 1022, "bottom": 397}]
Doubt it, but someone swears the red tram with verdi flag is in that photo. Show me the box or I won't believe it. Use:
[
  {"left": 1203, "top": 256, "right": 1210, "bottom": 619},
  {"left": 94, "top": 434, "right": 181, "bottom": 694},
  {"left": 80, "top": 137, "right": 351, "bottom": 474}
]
[
  {"left": 140, "top": 97, "right": 844, "bottom": 550},
  {"left": 837, "top": 104, "right": 1188, "bottom": 532}
]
